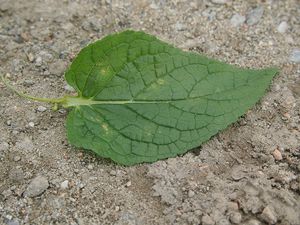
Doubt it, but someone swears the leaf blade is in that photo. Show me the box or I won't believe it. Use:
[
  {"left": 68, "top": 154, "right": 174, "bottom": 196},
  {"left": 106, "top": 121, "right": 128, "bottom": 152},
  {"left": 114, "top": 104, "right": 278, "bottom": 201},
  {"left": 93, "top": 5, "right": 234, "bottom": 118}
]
[{"left": 65, "top": 30, "right": 278, "bottom": 165}]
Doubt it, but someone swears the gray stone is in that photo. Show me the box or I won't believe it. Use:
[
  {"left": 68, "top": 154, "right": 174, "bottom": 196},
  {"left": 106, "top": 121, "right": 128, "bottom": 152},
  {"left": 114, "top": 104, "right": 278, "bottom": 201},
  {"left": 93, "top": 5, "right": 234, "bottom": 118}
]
[
  {"left": 289, "top": 49, "right": 300, "bottom": 63},
  {"left": 13, "top": 156, "right": 21, "bottom": 162},
  {"left": 188, "top": 190, "right": 195, "bottom": 198},
  {"left": 0, "top": 142, "right": 9, "bottom": 151},
  {"left": 202, "top": 214, "right": 215, "bottom": 225},
  {"left": 125, "top": 181, "right": 132, "bottom": 187},
  {"left": 28, "top": 122, "right": 35, "bottom": 127},
  {"left": 35, "top": 56, "right": 43, "bottom": 66},
  {"left": 211, "top": 0, "right": 229, "bottom": 4},
  {"left": 87, "top": 164, "right": 94, "bottom": 170},
  {"left": 245, "top": 219, "right": 261, "bottom": 225},
  {"left": 277, "top": 21, "right": 288, "bottom": 33},
  {"left": 230, "top": 212, "right": 242, "bottom": 224},
  {"left": 60, "top": 180, "right": 69, "bottom": 189},
  {"left": 27, "top": 53, "right": 35, "bottom": 62},
  {"left": 110, "top": 170, "right": 117, "bottom": 176},
  {"left": 230, "top": 14, "right": 246, "bottom": 27},
  {"left": 24, "top": 176, "right": 49, "bottom": 197},
  {"left": 37, "top": 106, "right": 47, "bottom": 112},
  {"left": 246, "top": 6, "right": 264, "bottom": 25},
  {"left": 217, "top": 218, "right": 230, "bottom": 225},
  {"left": 6, "top": 219, "right": 20, "bottom": 225},
  {"left": 1, "top": 189, "right": 13, "bottom": 199},
  {"left": 261, "top": 206, "right": 277, "bottom": 224},
  {"left": 9, "top": 168, "right": 24, "bottom": 182},
  {"left": 115, "top": 211, "right": 140, "bottom": 225}
]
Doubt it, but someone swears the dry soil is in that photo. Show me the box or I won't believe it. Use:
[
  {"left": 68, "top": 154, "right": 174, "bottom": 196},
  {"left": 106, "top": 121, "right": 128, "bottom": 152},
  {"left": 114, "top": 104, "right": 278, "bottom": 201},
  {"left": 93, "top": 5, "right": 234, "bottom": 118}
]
[{"left": 0, "top": 0, "right": 300, "bottom": 225}]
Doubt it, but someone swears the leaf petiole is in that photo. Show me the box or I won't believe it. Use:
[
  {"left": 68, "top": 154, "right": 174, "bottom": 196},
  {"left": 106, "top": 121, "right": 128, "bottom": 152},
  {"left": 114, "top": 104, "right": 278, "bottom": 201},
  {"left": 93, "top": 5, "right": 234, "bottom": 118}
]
[{"left": 1, "top": 75, "right": 67, "bottom": 106}]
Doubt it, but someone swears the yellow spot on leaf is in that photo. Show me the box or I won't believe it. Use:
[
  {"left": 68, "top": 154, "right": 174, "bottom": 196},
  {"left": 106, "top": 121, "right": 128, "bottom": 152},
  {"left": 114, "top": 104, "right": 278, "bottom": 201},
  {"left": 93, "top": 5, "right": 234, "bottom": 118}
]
[
  {"left": 157, "top": 79, "right": 165, "bottom": 85},
  {"left": 102, "top": 123, "right": 109, "bottom": 132}
]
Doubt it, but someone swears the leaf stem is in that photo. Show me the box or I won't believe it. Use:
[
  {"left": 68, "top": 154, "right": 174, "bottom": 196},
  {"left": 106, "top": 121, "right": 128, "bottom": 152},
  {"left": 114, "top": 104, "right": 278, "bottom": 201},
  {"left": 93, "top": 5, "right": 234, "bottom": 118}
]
[{"left": 1, "top": 75, "right": 66, "bottom": 105}]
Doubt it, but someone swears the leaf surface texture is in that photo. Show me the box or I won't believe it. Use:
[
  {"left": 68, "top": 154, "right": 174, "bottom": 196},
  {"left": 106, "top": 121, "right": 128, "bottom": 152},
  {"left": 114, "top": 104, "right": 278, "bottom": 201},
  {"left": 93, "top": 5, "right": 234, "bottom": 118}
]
[{"left": 65, "top": 30, "right": 278, "bottom": 165}]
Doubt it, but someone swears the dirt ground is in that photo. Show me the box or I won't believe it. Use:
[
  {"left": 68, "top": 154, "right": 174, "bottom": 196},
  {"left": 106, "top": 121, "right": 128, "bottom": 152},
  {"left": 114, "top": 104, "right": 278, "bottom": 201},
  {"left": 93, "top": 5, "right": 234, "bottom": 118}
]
[{"left": 0, "top": 0, "right": 299, "bottom": 224}]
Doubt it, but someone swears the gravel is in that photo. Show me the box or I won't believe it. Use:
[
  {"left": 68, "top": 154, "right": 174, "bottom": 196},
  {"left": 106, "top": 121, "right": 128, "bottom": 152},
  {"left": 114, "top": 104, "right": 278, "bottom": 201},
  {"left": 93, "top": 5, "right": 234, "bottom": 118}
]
[{"left": 0, "top": 0, "right": 299, "bottom": 224}]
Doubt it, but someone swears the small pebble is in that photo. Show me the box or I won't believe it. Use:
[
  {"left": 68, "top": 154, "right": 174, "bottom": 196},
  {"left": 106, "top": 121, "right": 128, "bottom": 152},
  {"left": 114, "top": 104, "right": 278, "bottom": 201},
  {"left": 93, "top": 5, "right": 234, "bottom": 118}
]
[
  {"left": 13, "top": 156, "right": 21, "bottom": 162},
  {"left": 6, "top": 219, "right": 19, "bottom": 225},
  {"left": 261, "top": 206, "right": 277, "bottom": 224},
  {"left": 60, "top": 180, "right": 69, "bottom": 189},
  {"left": 277, "top": 21, "right": 288, "bottom": 33},
  {"left": 23, "top": 80, "right": 35, "bottom": 86},
  {"left": 272, "top": 149, "right": 282, "bottom": 161},
  {"left": 218, "top": 218, "right": 230, "bottom": 225},
  {"left": 87, "top": 164, "right": 94, "bottom": 170},
  {"left": 188, "top": 190, "right": 195, "bottom": 198},
  {"left": 6, "top": 120, "right": 11, "bottom": 126},
  {"left": 230, "top": 212, "right": 242, "bottom": 224},
  {"left": 246, "top": 219, "right": 261, "bottom": 225},
  {"left": 125, "top": 181, "right": 131, "bottom": 187},
  {"left": 5, "top": 215, "right": 13, "bottom": 221},
  {"left": 27, "top": 53, "right": 35, "bottom": 62},
  {"left": 28, "top": 122, "right": 35, "bottom": 127},
  {"left": 230, "top": 14, "right": 246, "bottom": 27},
  {"left": 289, "top": 49, "right": 300, "bottom": 63},
  {"left": 110, "top": 170, "right": 117, "bottom": 176},
  {"left": 35, "top": 56, "right": 43, "bottom": 66},
  {"left": 201, "top": 214, "right": 215, "bottom": 225},
  {"left": 227, "top": 202, "right": 239, "bottom": 211},
  {"left": 246, "top": 6, "right": 264, "bottom": 25},
  {"left": 37, "top": 106, "right": 47, "bottom": 112},
  {"left": 1, "top": 189, "right": 13, "bottom": 199},
  {"left": 210, "top": 0, "right": 229, "bottom": 4},
  {"left": 24, "top": 175, "right": 49, "bottom": 197}
]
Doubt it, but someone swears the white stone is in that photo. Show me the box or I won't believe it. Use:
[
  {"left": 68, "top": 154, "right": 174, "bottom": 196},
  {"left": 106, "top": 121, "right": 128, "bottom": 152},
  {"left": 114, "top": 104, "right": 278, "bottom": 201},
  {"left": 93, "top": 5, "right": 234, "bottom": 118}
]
[
  {"left": 37, "top": 106, "right": 47, "bottom": 112},
  {"left": 211, "top": 0, "right": 229, "bottom": 4},
  {"left": 60, "top": 180, "right": 69, "bottom": 189},
  {"left": 289, "top": 49, "right": 300, "bottom": 63},
  {"left": 277, "top": 21, "right": 288, "bottom": 33},
  {"left": 230, "top": 14, "right": 246, "bottom": 27}
]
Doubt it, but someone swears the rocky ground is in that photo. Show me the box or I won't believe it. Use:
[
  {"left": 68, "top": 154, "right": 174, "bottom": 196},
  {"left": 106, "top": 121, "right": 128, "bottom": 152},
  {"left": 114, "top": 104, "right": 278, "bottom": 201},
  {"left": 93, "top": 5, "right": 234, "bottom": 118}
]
[{"left": 0, "top": 0, "right": 300, "bottom": 224}]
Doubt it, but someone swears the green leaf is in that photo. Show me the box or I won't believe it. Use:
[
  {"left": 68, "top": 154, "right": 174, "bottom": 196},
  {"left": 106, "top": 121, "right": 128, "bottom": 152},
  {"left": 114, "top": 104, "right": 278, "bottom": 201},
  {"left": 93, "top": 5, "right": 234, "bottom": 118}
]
[{"left": 64, "top": 30, "right": 278, "bottom": 165}]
